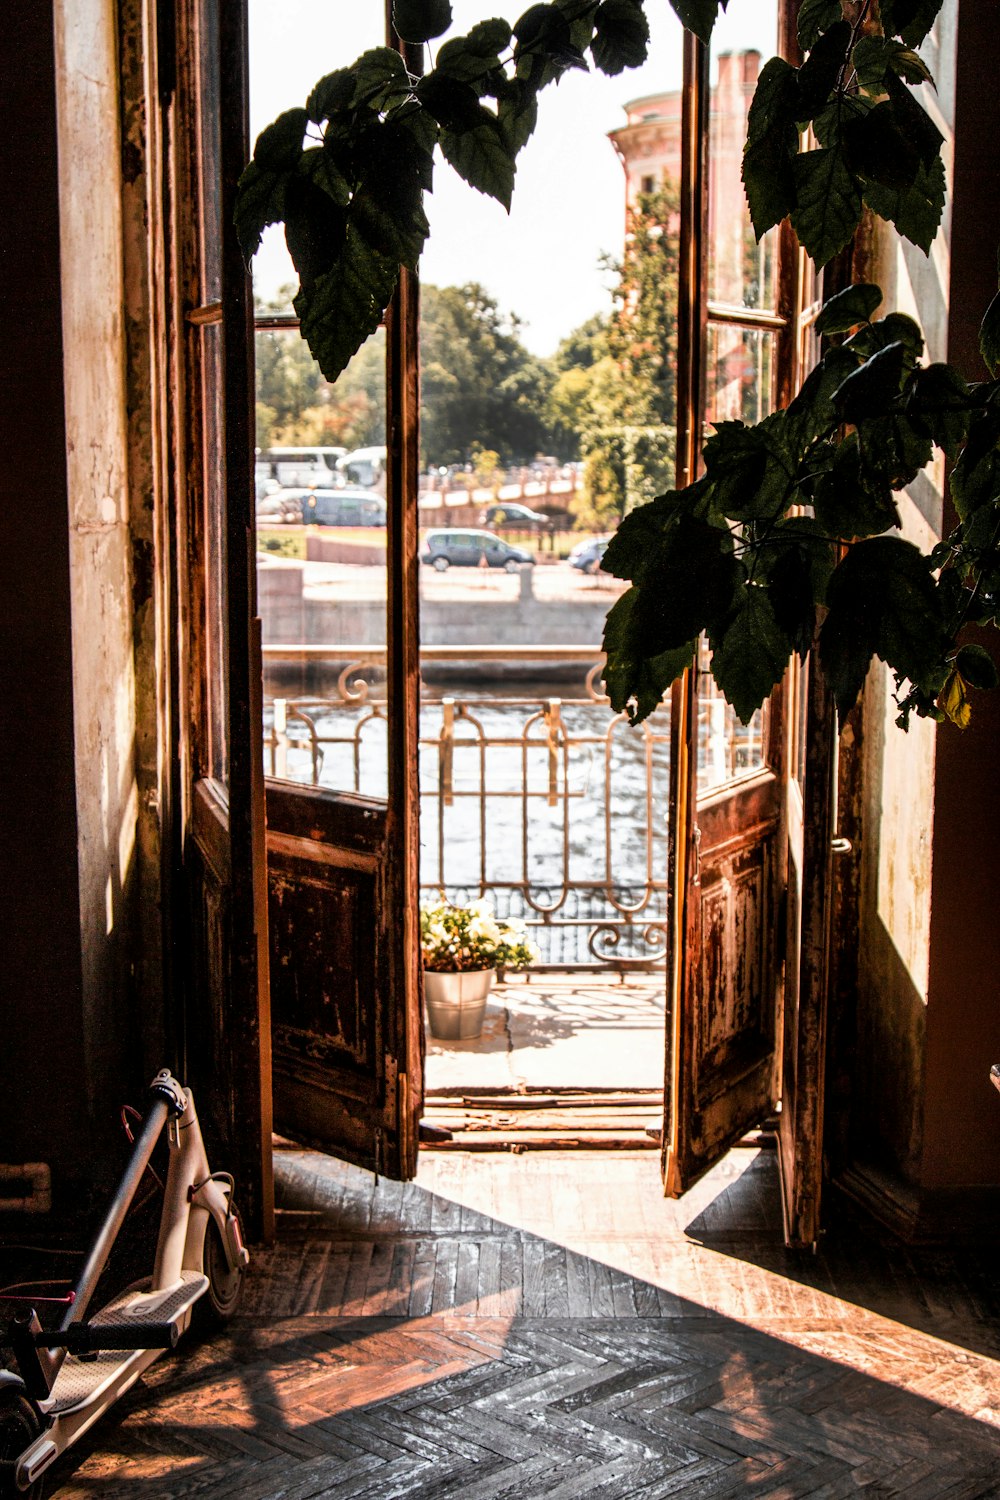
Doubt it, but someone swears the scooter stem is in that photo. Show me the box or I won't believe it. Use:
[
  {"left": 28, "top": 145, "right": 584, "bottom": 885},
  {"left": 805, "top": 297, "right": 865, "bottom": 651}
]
[{"left": 60, "top": 1073, "right": 183, "bottom": 1331}]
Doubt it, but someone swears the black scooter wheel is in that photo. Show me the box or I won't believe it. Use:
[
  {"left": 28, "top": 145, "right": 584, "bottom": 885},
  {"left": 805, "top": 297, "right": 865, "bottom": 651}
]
[
  {"left": 0, "top": 1389, "right": 43, "bottom": 1498},
  {"left": 191, "top": 1204, "right": 246, "bottom": 1334}
]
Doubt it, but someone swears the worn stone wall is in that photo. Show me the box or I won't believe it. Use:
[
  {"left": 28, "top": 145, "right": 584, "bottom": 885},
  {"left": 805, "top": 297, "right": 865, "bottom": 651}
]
[
  {"left": 53, "top": 0, "right": 141, "bottom": 1157},
  {"left": 849, "top": 0, "right": 1000, "bottom": 1213}
]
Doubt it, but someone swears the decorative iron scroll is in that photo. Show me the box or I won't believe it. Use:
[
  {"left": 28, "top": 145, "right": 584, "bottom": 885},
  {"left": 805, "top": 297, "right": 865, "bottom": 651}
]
[{"left": 262, "top": 645, "right": 764, "bottom": 968}]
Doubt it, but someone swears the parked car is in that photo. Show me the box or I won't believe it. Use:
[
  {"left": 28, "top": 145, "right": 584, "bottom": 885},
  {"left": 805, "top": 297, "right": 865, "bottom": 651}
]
[
  {"left": 301, "top": 488, "right": 387, "bottom": 527},
  {"left": 479, "top": 502, "right": 550, "bottom": 528},
  {"left": 568, "top": 536, "right": 610, "bottom": 574},
  {"left": 421, "top": 529, "right": 534, "bottom": 572},
  {"left": 255, "top": 487, "right": 304, "bottom": 524}
]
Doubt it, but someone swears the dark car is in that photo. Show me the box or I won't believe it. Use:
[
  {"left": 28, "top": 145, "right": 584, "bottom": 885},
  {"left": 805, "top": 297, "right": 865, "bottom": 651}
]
[
  {"left": 300, "top": 488, "right": 387, "bottom": 527},
  {"left": 421, "top": 529, "right": 534, "bottom": 572},
  {"left": 567, "top": 536, "right": 610, "bottom": 574},
  {"left": 479, "top": 502, "right": 550, "bottom": 528}
]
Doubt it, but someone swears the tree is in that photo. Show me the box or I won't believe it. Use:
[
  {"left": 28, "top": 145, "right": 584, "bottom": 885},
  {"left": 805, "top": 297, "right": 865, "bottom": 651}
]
[
  {"left": 547, "top": 183, "right": 680, "bottom": 526},
  {"left": 254, "top": 288, "right": 385, "bottom": 452},
  {"left": 419, "top": 282, "right": 554, "bottom": 467}
]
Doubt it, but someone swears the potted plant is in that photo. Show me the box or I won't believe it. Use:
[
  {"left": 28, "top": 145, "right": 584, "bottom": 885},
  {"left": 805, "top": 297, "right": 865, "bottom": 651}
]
[{"left": 420, "top": 897, "right": 539, "bottom": 1040}]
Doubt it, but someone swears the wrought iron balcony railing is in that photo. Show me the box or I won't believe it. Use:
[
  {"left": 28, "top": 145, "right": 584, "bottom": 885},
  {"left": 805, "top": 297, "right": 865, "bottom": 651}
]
[{"left": 261, "top": 645, "right": 764, "bottom": 971}]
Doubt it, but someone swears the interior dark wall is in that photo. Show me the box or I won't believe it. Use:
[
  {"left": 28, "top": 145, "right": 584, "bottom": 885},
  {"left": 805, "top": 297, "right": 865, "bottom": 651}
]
[
  {"left": 0, "top": 2, "right": 92, "bottom": 1211},
  {"left": 923, "top": 0, "right": 1000, "bottom": 1189}
]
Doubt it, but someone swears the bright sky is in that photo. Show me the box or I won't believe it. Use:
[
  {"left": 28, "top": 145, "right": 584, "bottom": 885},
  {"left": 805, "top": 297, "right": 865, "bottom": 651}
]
[{"left": 248, "top": 2, "right": 776, "bottom": 355}]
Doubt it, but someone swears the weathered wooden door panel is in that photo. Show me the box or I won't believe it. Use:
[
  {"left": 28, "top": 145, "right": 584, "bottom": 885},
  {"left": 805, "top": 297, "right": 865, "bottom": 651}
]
[
  {"left": 265, "top": 781, "right": 417, "bottom": 1176},
  {"left": 664, "top": 753, "right": 782, "bottom": 1195}
]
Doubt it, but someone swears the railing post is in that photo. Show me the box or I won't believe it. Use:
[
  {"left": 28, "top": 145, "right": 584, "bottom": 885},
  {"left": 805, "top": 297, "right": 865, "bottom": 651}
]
[
  {"left": 274, "top": 697, "right": 289, "bottom": 781},
  {"left": 440, "top": 697, "right": 455, "bottom": 807},
  {"left": 545, "top": 699, "right": 562, "bottom": 808}
]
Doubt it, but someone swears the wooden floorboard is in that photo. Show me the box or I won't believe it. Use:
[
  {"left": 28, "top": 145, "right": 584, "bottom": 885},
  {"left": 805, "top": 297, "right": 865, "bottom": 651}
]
[{"left": 39, "top": 1146, "right": 1000, "bottom": 1497}]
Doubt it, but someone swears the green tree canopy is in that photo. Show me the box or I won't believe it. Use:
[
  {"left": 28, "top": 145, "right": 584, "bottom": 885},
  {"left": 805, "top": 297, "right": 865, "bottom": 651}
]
[{"left": 419, "top": 281, "right": 555, "bottom": 467}]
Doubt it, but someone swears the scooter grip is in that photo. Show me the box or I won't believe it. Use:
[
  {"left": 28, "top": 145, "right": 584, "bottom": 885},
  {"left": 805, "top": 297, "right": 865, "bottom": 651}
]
[{"left": 34, "top": 1322, "right": 180, "bottom": 1352}]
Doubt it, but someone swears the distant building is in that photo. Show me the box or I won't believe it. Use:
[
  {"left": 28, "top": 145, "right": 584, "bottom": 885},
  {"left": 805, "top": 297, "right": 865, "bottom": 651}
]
[{"left": 609, "top": 51, "right": 762, "bottom": 309}]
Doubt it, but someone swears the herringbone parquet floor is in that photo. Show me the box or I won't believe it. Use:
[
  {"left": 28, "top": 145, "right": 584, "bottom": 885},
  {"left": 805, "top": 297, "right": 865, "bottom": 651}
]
[{"left": 39, "top": 1146, "right": 1000, "bottom": 1498}]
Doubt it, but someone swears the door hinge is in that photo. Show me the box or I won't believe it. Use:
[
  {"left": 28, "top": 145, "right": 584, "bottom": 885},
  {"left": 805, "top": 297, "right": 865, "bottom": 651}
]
[{"left": 776, "top": 886, "right": 788, "bottom": 967}]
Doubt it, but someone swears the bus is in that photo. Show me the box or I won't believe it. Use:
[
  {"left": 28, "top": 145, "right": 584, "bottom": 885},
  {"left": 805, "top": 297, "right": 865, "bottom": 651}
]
[{"left": 256, "top": 446, "right": 346, "bottom": 490}]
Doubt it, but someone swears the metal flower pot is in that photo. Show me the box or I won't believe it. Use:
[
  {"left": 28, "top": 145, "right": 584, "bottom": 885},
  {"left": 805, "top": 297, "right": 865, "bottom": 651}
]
[{"left": 423, "top": 968, "right": 495, "bottom": 1040}]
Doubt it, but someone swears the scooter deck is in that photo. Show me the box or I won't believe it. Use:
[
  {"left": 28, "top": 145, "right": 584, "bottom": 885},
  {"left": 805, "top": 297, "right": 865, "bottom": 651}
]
[{"left": 42, "top": 1272, "right": 209, "bottom": 1414}]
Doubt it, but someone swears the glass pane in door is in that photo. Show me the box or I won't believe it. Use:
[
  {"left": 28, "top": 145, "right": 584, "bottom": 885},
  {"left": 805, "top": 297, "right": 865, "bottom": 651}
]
[
  {"left": 707, "top": 2, "right": 779, "bottom": 312},
  {"left": 248, "top": 6, "right": 390, "bottom": 799}
]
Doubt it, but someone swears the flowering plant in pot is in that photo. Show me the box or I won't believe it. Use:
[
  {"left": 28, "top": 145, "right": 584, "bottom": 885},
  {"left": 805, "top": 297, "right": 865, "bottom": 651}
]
[{"left": 420, "top": 898, "right": 538, "bottom": 1040}]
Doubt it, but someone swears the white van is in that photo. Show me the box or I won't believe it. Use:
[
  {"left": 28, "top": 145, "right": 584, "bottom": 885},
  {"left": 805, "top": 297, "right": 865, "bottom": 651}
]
[
  {"left": 336, "top": 446, "right": 387, "bottom": 493},
  {"left": 258, "top": 446, "right": 346, "bottom": 488}
]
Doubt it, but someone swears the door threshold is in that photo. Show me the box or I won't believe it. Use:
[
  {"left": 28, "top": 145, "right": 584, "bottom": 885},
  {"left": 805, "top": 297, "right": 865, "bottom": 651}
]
[{"left": 420, "top": 1088, "right": 663, "bottom": 1151}]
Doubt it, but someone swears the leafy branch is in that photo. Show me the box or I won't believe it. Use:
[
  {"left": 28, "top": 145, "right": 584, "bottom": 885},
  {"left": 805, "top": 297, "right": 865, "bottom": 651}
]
[
  {"left": 235, "top": 0, "right": 1000, "bottom": 731},
  {"left": 603, "top": 283, "right": 1000, "bottom": 729}
]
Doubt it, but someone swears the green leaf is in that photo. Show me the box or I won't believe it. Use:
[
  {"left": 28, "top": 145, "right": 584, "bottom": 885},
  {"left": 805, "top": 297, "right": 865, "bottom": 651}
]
[
  {"left": 811, "top": 434, "right": 901, "bottom": 539},
  {"left": 882, "top": 0, "right": 944, "bottom": 48},
  {"left": 859, "top": 413, "right": 934, "bottom": 488},
  {"left": 907, "top": 362, "right": 973, "bottom": 463},
  {"left": 306, "top": 70, "right": 356, "bottom": 123},
  {"left": 980, "top": 291, "right": 1000, "bottom": 377},
  {"left": 832, "top": 341, "right": 909, "bottom": 423},
  {"left": 298, "top": 145, "right": 351, "bottom": 207},
  {"left": 702, "top": 418, "right": 796, "bottom": 522},
  {"left": 760, "top": 518, "right": 835, "bottom": 655},
  {"left": 602, "top": 588, "right": 696, "bottom": 724},
  {"left": 293, "top": 223, "right": 399, "bottom": 383},
  {"left": 631, "top": 515, "right": 743, "bottom": 652},
  {"left": 709, "top": 587, "right": 792, "bottom": 723},
  {"left": 496, "top": 77, "right": 539, "bottom": 151},
  {"left": 843, "top": 101, "right": 920, "bottom": 191},
  {"left": 782, "top": 346, "right": 859, "bottom": 451},
  {"left": 234, "top": 160, "right": 289, "bottom": 261},
  {"left": 283, "top": 173, "right": 348, "bottom": 287},
  {"left": 440, "top": 113, "right": 516, "bottom": 209},
  {"left": 393, "top": 0, "right": 453, "bottom": 42},
  {"left": 795, "top": 21, "right": 852, "bottom": 120},
  {"left": 797, "top": 0, "right": 842, "bottom": 52},
  {"left": 814, "top": 283, "right": 883, "bottom": 336},
  {"left": 742, "top": 57, "right": 800, "bottom": 239},
  {"left": 591, "top": 0, "right": 649, "bottom": 76},
  {"left": 852, "top": 36, "right": 933, "bottom": 89},
  {"left": 351, "top": 48, "right": 413, "bottom": 111},
  {"left": 666, "top": 0, "right": 725, "bottom": 47},
  {"left": 861, "top": 154, "right": 945, "bottom": 252},
  {"left": 253, "top": 107, "right": 309, "bottom": 170},
  {"left": 790, "top": 144, "right": 863, "bottom": 268},
  {"left": 844, "top": 310, "right": 924, "bottom": 365},
  {"left": 436, "top": 20, "right": 512, "bottom": 80},
  {"left": 417, "top": 73, "right": 485, "bottom": 130},
  {"left": 956, "top": 643, "right": 999, "bottom": 690},
  {"left": 950, "top": 406, "right": 1000, "bottom": 520},
  {"left": 885, "top": 73, "right": 943, "bottom": 170},
  {"left": 513, "top": 4, "right": 588, "bottom": 85},
  {"left": 601, "top": 492, "right": 673, "bottom": 583},
  {"left": 820, "top": 536, "right": 947, "bottom": 718}
]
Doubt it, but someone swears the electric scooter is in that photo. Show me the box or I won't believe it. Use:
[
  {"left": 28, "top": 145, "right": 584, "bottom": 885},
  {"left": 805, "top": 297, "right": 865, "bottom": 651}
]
[{"left": 0, "top": 1070, "right": 249, "bottom": 1496}]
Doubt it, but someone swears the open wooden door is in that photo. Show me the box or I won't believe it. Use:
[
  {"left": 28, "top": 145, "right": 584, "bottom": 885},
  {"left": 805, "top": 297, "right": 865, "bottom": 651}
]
[
  {"left": 264, "top": 268, "right": 423, "bottom": 1178},
  {"left": 661, "top": 10, "right": 805, "bottom": 1205},
  {"left": 257, "top": 11, "right": 424, "bottom": 1180}
]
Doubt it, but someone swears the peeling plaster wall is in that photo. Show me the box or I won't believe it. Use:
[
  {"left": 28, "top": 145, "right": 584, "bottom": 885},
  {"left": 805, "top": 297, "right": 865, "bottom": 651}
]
[
  {"left": 54, "top": 0, "right": 139, "bottom": 1139},
  {"left": 851, "top": 1, "right": 1000, "bottom": 1204}
]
